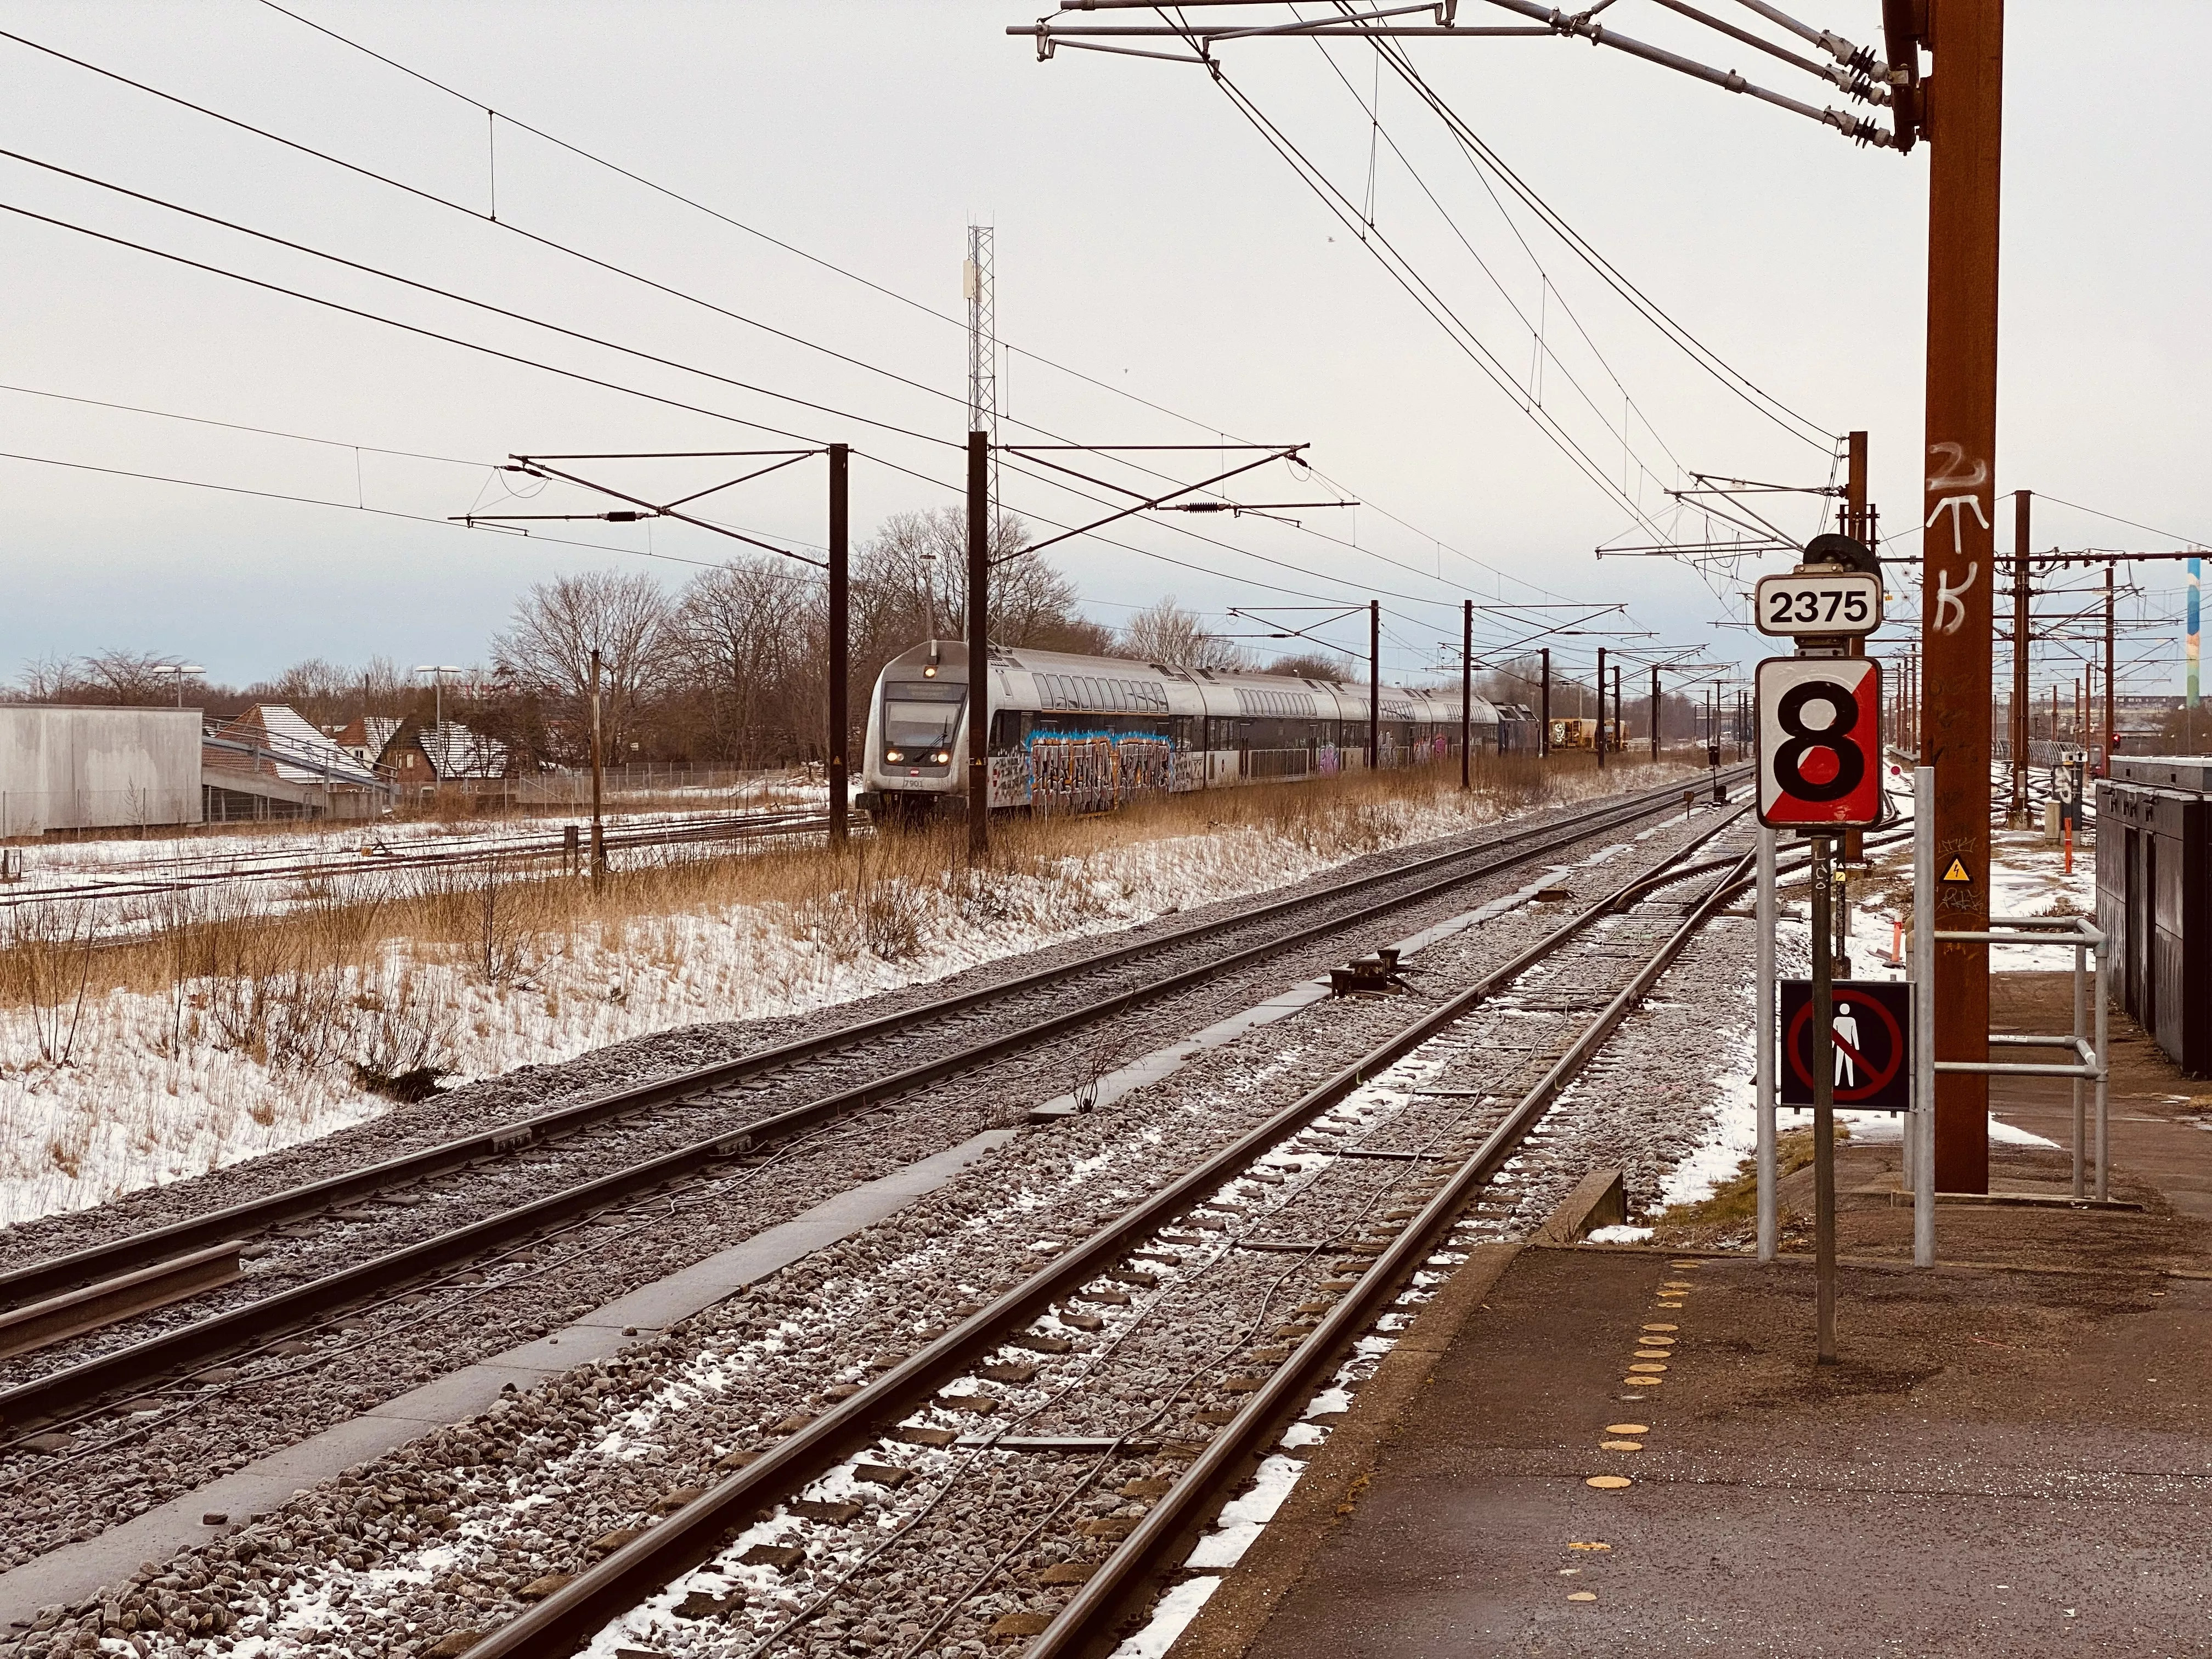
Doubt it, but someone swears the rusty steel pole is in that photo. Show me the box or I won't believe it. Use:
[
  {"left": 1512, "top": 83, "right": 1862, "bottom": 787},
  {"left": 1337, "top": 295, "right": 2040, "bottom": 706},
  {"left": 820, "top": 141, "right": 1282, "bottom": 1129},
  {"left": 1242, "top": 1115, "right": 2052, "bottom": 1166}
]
[
  {"left": 1539, "top": 648, "right": 1551, "bottom": 757},
  {"left": 1368, "top": 600, "right": 1381, "bottom": 772},
  {"left": 1920, "top": 0, "right": 2004, "bottom": 1195},
  {"left": 1651, "top": 665, "right": 1661, "bottom": 762},
  {"left": 1844, "top": 430, "right": 1870, "bottom": 861},
  {"left": 827, "top": 443, "right": 849, "bottom": 848},
  {"left": 2103, "top": 564, "right": 2117, "bottom": 771},
  {"left": 1595, "top": 645, "right": 1607, "bottom": 770},
  {"left": 966, "top": 430, "right": 990, "bottom": 861},
  {"left": 1460, "top": 599, "right": 1472, "bottom": 791},
  {"left": 2011, "top": 490, "right": 2032, "bottom": 822}
]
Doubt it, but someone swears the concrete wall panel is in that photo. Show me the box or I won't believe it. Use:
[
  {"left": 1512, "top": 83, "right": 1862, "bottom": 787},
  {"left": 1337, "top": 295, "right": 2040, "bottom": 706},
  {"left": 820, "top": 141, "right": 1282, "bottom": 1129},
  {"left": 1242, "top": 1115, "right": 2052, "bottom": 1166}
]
[{"left": 0, "top": 707, "right": 204, "bottom": 834}]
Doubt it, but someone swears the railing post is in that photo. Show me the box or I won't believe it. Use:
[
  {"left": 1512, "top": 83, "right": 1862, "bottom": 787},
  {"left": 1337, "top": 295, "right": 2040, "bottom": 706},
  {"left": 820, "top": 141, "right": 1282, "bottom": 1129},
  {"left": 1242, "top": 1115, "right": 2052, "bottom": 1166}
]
[
  {"left": 2094, "top": 930, "right": 2111, "bottom": 1203},
  {"left": 1912, "top": 765, "right": 1937, "bottom": 1267},
  {"left": 2071, "top": 937, "right": 2086, "bottom": 1201},
  {"left": 1756, "top": 824, "right": 1778, "bottom": 1263}
]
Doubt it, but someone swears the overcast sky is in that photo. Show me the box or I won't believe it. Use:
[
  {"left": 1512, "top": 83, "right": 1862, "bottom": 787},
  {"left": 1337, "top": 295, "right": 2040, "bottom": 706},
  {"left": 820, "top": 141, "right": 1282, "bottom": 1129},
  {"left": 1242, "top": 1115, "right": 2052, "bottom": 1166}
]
[{"left": 0, "top": 1, "right": 2203, "bottom": 697}]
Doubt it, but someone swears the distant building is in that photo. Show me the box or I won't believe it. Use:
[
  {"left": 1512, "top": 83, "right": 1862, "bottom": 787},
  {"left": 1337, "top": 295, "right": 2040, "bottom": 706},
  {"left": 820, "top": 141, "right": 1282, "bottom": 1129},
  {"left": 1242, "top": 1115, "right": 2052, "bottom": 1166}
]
[
  {"left": 203, "top": 705, "right": 388, "bottom": 821},
  {"left": 335, "top": 715, "right": 404, "bottom": 769},
  {"left": 376, "top": 719, "right": 512, "bottom": 800}
]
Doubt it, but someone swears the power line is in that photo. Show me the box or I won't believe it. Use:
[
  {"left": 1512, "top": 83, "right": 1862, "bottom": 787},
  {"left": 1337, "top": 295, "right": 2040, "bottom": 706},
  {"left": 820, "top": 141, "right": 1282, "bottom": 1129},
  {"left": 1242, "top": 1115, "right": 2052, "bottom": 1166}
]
[{"left": 232, "top": 0, "right": 1621, "bottom": 610}]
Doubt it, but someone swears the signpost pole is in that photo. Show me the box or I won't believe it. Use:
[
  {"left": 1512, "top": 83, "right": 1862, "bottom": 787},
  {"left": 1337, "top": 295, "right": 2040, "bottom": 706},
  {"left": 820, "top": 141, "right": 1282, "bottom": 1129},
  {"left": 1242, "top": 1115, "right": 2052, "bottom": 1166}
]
[
  {"left": 1756, "top": 823, "right": 1778, "bottom": 1263},
  {"left": 1912, "top": 765, "right": 1937, "bottom": 1267},
  {"left": 1810, "top": 832, "right": 1838, "bottom": 1361}
]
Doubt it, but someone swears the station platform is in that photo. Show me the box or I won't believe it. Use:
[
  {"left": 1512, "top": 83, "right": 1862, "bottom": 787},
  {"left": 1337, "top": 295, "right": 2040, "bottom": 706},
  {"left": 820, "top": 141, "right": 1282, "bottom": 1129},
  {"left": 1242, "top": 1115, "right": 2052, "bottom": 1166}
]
[{"left": 1172, "top": 975, "right": 2212, "bottom": 1658}]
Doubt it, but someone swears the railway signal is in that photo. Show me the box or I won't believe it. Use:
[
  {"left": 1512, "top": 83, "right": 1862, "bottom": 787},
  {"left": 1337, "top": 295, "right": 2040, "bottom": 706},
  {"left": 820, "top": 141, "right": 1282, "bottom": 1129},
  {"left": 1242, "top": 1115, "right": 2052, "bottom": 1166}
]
[{"left": 1754, "top": 657, "right": 1883, "bottom": 831}]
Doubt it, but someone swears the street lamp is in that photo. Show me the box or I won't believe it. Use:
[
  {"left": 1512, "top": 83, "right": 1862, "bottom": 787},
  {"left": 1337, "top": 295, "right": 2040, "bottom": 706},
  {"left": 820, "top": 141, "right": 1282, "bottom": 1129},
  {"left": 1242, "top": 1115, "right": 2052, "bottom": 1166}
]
[
  {"left": 411, "top": 665, "right": 462, "bottom": 733},
  {"left": 148, "top": 663, "right": 205, "bottom": 708}
]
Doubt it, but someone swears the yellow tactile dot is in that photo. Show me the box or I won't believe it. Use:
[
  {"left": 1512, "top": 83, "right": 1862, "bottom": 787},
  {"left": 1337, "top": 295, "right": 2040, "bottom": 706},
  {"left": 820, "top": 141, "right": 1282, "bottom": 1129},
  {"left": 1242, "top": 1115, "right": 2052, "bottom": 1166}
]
[
  {"left": 1567, "top": 1591, "right": 1598, "bottom": 1601},
  {"left": 1600, "top": 1440, "right": 1644, "bottom": 1452},
  {"left": 1638, "top": 1335, "right": 1677, "bottom": 1346},
  {"left": 1641, "top": 1324, "right": 1678, "bottom": 1334},
  {"left": 1656, "top": 1301, "right": 1683, "bottom": 1308},
  {"left": 1668, "top": 1261, "right": 1701, "bottom": 1268},
  {"left": 1634, "top": 1349, "right": 1672, "bottom": 1359},
  {"left": 1605, "top": 1424, "right": 1648, "bottom": 1435},
  {"left": 1567, "top": 1541, "right": 1611, "bottom": 1551},
  {"left": 1585, "top": 1475, "right": 1633, "bottom": 1489},
  {"left": 1628, "top": 1362, "right": 1668, "bottom": 1373},
  {"left": 1621, "top": 1376, "right": 1662, "bottom": 1386}
]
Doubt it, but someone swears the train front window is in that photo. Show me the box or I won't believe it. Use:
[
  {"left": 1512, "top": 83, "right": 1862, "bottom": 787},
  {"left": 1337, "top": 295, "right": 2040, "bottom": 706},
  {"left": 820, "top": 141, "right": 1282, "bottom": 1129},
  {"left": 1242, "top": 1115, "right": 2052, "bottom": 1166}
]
[{"left": 883, "top": 680, "right": 966, "bottom": 763}]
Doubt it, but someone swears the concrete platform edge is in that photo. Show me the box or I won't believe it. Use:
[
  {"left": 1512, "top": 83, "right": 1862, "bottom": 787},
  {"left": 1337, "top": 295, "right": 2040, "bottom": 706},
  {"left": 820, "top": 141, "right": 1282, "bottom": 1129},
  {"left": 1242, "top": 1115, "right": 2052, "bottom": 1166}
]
[{"left": 1165, "top": 1173, "right": 1627, "bottom": 1659}]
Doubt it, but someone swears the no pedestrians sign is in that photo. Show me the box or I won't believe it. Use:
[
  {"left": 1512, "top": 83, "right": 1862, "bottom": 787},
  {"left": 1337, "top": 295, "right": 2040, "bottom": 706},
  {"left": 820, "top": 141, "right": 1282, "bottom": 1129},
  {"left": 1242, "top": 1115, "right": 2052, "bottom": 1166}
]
[{"left": 1779, "top": 980, "right": 1913, "bottom": 1113}]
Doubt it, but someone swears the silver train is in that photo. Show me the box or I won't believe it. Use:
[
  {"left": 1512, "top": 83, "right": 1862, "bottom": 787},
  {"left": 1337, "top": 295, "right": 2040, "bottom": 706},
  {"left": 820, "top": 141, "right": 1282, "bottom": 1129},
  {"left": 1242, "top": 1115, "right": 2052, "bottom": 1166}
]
[{"left": 856, "top": 639, "right": 1502, "bottom": 820}]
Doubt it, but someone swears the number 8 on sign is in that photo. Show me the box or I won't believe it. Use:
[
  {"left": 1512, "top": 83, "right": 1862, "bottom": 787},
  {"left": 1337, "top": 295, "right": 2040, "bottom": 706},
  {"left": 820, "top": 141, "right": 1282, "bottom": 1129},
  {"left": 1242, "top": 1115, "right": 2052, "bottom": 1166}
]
[{"left": 1756, "top": 657, "right": 1883, "bottom": 828}]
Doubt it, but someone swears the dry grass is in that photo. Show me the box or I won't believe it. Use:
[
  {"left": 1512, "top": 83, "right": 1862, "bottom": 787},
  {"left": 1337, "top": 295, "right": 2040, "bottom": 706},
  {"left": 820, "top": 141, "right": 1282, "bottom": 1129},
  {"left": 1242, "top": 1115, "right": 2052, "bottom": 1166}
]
[{"left": 0, "top": 754, "right": 1674, "bottom": 1084}]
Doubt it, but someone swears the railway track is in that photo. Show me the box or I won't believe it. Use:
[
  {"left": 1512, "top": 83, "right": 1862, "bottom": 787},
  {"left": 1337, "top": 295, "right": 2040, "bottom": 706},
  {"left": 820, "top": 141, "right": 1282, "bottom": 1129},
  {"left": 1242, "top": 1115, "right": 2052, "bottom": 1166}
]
[
  {"left": 0, "top": 770, "right": 1747, "bottom": 1446},
  {"left": 0, "top": 804, "right": 837, "bottom": 913},
  {"left": 453, "top": 803, "right": 1762, "bottom": 1658}
]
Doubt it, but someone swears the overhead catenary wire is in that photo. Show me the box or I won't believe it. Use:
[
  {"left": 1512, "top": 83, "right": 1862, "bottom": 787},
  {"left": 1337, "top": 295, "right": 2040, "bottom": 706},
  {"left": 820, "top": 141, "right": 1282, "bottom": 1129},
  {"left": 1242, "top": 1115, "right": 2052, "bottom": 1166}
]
[
  {"left": 1, "top": 10, "right": 1694, "bottom": 658},
  {"left": 224, "top": 1, "right": 1626, "bottom": 611}
]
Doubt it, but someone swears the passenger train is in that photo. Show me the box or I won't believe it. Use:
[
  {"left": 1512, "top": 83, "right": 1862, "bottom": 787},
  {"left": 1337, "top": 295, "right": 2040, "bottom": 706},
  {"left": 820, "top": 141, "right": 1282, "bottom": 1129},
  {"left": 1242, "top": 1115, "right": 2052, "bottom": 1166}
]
[{"left": 857, "top": 639, "right": 1502, "bottom": 820}]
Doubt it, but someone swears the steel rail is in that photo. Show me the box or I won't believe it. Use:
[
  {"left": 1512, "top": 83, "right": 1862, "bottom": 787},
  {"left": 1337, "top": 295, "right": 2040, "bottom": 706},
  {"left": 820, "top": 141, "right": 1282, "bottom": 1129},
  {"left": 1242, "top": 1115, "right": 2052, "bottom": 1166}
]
[
  {"left": 1027, "top": 841, "right": 1759, "bottom": 1657},
  {"left": 0, "top": 806, "right": 838, "bottom": 911},
  {"left": 463, "top": 806, "right": 1753, "bottom": 1658},
  {"left": 0, "top": 769, "right": 1745, "bottom": 1317},
  {"left": 0, "top": 780, "right": 1747, "bottom": 1431}
]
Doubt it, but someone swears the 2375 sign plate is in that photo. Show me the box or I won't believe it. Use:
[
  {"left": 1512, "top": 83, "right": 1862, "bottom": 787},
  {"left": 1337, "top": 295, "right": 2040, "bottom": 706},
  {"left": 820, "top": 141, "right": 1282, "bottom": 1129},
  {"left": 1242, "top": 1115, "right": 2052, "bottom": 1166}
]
[{"left": 1756, "top": 657, "right": 1883, "bottom": 829}]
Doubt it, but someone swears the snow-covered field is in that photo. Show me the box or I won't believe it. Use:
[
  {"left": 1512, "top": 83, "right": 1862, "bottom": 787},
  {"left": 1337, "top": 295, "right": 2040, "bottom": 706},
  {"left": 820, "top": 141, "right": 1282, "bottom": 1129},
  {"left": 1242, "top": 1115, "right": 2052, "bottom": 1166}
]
[{"left": 0, "top": 770, "right": 1676, "bottom": 1228}]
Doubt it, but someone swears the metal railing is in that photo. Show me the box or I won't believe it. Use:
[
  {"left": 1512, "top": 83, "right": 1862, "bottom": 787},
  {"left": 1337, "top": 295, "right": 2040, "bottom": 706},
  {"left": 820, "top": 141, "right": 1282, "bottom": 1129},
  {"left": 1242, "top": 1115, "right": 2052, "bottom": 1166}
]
[{"left": 1905, "top": 766, "right": 2112, "bottom": 1267}]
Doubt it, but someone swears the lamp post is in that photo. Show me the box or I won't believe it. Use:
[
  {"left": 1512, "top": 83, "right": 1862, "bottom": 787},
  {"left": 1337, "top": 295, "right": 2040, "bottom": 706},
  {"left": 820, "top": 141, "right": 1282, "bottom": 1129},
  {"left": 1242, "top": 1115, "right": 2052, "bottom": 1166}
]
[
  {"left": 148, "top": 663, "right": 205, "bottom": 709},
  {"left": 411, "top": 665, "right": 462, "bottom": 735}
]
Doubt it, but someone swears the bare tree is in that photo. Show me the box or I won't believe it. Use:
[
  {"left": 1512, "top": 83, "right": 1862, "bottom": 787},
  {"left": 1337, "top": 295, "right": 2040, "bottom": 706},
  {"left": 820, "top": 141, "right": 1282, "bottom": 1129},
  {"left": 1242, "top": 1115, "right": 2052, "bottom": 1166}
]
[
  {"left": 247, "top": 656, "right": 411, "bottom": 729},
  {"left": 1123, "top": 597, "right": 1248, "bottom": 670},
  {"left": 1266, "top": 651, "right": 1351, "bottom": 682},
  {"left": 492, "top": 571, "right": 672, "bottom": 762},
  {"left": 668, "top": 556, "right": 820, "bottom": 768}
]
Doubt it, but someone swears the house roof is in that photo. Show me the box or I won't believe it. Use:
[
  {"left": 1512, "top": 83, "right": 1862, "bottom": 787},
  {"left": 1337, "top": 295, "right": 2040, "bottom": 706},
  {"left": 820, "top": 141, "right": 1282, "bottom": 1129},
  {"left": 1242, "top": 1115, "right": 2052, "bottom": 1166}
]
[
  {"left": 394, "top": 720, "right": 510, "bottom": 781},
  {"left": 208, "top": 704, "right": 385, "bottom": 787}
]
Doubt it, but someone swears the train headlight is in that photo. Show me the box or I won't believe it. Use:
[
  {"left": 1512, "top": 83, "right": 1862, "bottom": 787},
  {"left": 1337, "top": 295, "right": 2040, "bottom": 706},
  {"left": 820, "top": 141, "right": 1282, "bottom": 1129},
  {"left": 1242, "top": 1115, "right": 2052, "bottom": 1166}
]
[
  {"left": 932, "top": 750, "right": 950, "bottom": 764},
  {"left": 922, "top": 664, "right": 938, "bottom": 678},
  {"left": 885, "top": 749, "right": 904, "bottom": 763}
]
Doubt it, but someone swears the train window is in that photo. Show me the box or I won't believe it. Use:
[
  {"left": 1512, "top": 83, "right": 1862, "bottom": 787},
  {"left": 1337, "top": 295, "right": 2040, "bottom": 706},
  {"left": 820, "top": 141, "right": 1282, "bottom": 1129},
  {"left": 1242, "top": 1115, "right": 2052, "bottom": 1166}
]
[{"left": 883, "top": 680, "right": 966, "bottom": 751}]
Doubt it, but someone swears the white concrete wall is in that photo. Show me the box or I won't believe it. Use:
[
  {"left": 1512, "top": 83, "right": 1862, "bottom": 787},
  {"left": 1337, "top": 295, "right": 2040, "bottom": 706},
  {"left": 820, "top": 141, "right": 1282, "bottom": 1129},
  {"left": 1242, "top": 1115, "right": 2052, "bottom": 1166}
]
[{"left": 0, "top": 707, "right": 204, "bottom": 834}]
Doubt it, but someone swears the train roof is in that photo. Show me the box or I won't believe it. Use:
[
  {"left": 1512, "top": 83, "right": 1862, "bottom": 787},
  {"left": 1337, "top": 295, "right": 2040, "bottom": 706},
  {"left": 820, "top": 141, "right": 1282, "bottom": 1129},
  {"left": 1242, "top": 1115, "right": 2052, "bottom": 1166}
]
[{"left": 879, "top": 639, "right": 1499, "bottom": 724}]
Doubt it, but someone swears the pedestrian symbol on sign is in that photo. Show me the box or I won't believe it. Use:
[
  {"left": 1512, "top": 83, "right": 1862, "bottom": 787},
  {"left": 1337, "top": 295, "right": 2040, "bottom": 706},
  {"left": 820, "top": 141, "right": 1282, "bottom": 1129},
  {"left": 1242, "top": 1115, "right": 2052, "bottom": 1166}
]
[{"left": 1832, "top": 1002, "right": 1859, "bottom": 1087}]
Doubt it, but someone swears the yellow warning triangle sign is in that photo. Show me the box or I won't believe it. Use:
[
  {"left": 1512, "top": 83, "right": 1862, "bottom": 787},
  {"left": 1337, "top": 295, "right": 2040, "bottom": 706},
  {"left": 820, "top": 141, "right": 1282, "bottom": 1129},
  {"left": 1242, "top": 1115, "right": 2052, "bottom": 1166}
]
[{"left": 1941, "top": 857, "right": 1973, "bottom": 884}]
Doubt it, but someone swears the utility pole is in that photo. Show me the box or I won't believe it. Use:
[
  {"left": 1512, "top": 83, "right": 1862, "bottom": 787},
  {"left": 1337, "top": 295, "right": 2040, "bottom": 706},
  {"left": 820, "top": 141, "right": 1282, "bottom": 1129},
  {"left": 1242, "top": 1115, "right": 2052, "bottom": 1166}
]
[
  {"left": 1843, "top": 430, "right": 1870, "bottom": 862},
  {"left": 588, "top": 647, "right": 606, "bottom": 892},
  {"left": 1595, "top": 645, "right": 1607, "bottom": 770},
  {"left": 1460, "top": 599, "right": 1472, "bottom": 791},
  {"left": 827, "top": 443, "right": 849, "bottom": 848},
  {"left": 967, "top": 430, "right": 990, "bottom": 860},
  {"left": 1916, "top": 0, "right": 2005, "bottom": 1195},
  {"left": 1368, "top": 599, "right": 1380, "bottom": 772},
  {"left": 1651, "top": 665, "right": 1661, "bottom": 762},
  {"left": 1539, "top": 647, "right": 1551, "bottom": 758},
  {"left": 2103, "top": 563, "right": 2116, "bottom": 771},
  {"left": 2011, "top": 490, "right": 2032, "bottom": 822},
  {"left": 1612, "top": 663, "right": 1622, "bottom": 765}
]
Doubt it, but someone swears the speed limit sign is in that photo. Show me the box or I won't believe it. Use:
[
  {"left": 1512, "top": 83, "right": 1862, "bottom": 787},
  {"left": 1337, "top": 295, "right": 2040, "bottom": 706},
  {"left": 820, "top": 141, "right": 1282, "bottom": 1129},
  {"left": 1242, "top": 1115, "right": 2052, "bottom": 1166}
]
[{"left": 1756, "top": 657, "right": 1883, "bottom": 828}]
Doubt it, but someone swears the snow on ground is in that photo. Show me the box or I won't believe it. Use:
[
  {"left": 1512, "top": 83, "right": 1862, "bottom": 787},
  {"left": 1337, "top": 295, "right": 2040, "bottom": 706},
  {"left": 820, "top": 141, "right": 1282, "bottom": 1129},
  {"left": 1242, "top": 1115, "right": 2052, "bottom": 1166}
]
[{"left": 0, "top": 769, "right": 1684, "bottom": 1228}]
